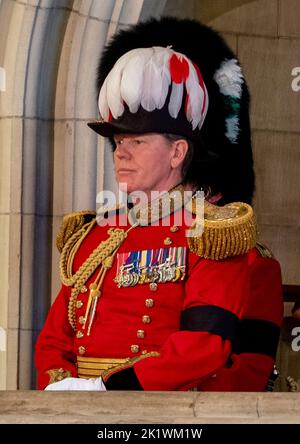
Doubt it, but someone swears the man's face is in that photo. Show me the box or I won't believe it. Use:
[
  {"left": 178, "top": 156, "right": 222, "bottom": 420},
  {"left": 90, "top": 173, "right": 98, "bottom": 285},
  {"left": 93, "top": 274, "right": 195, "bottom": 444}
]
[{"left": 113, "top": 133, "right": 176, "bottom": 195}]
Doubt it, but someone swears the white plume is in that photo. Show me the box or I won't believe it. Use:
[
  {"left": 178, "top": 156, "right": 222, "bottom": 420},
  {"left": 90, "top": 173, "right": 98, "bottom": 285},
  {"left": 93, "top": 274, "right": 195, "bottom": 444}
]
[
  {"left": 121, "top": 48, "right": 153, "bottom": 113},
  {"left": 99, "top": 49, "right": 149, "bottom": 119},
  {"left": 225, "top": 115, "right": 239, "bottom": 143},
  {"left": 214, "top": 58, "right": 243, "bottom": 98},
  {"left": 105, "top": 51, "right": 136, "bottom": 118},
  {"left": 168, "top": 82, "right": 183, "bottom": 119},
  {"left": 153, "top": 47, "right": 171, "bottom": 109},
  {"left": 141, "top": 50, "right": 162, "bottom": 111},
  {"left": 185, "top": 59, "right": 208, "bottom": 130},
  {"left": 199, "top": 84, "right": 209, "bottom": 128}
]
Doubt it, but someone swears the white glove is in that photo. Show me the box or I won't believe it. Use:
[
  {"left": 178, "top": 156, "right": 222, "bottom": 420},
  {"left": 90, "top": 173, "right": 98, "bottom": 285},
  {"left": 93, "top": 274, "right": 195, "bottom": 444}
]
[{"left": 44, "top": 377, "right": 106, "bottom": 391}]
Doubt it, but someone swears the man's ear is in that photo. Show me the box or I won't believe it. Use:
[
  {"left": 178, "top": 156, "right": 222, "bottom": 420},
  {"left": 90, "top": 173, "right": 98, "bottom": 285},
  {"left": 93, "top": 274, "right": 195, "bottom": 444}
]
[{"left": 170, "top": 139, "right": 189, "bottom": 169}]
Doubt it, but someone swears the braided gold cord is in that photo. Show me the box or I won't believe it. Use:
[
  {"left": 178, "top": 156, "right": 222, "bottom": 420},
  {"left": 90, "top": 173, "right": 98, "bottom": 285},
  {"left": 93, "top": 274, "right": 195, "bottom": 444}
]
[
  {"left": 61, "top": 223, "right": 137, "bottom": 330},
  {"left": 83, "top": 246, "right": 120, "bottom": 335},
  {"left": 67, "top": 220, "right": 98, "bottom": 280},
  {"left": 101, "top": 351, "right": 160, "bottom": 383},
  {"left": 60, "top": 219, "right": 97, "bottom": 286},
  {"left": 60, "top": 223, "right": 126, "bottom": 287}
]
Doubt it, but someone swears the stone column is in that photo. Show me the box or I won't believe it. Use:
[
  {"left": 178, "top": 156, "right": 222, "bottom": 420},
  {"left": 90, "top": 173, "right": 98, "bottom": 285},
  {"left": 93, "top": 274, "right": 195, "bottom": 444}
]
[{"left": 0, "top": 0, "right": 166, "bottom": 390}]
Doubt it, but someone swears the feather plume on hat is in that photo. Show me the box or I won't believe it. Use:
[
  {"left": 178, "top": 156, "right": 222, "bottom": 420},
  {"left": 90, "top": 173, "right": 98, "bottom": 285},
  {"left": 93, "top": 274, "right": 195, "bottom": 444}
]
[
  {"left": 88, "top": 17, "right": 255, "bottom": 205},
  {"left": 98, "top": 46, "right": 209, "bottom": 132}
]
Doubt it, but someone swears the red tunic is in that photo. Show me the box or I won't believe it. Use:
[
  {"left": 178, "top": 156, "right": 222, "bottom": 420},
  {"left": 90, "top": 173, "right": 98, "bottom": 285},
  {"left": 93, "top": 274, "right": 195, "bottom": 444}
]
[{"left": 35, "top": 209, "right": 283, "bottom": 391}]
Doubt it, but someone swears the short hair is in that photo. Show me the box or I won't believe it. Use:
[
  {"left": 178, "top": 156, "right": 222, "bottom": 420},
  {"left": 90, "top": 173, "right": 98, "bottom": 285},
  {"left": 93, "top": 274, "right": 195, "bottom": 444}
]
[
  {"left": 162, "top": 133, "right": 194, "bottom": 182},
  {"left": 163, "top": 133, "right": 219, "bottom": 199}
]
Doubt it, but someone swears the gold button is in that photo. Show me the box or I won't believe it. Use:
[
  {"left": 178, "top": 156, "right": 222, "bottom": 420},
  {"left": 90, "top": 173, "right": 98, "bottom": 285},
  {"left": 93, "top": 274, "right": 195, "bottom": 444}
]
[
  {"left": 76, "top": 300, "right": 83, "bottom": 309},
  {"left": 137, "top": 330, "right": 145, "bottom": 339},
  {"left": 80, "top": 285, "right": 88, "bottom": 293},
  {"left": 142, "top": 315, "right": 151, "bottom": 324},
  {"left": 131, "top": 344, "right": 139, "bottom": 353},
  {"left": 78, "top": 346, "right": 86, "bottom": 355},
  {"left": 79, "top": 316, "right": 85, "bottom": 325},
  {"left": 170, "top": 225, "right": 179, "bottom": 232},
  {"left": 149, "top": 282, "right": 158, "bottom": 291},
  {"left": 164, "top": 237, "right": 172, "bottom": 245},
  {"left": 145, "top": 298, "right": 154, "bottom": 308},
  {"left": 76, "top": 331, "right": 84, "bottom": 339}
]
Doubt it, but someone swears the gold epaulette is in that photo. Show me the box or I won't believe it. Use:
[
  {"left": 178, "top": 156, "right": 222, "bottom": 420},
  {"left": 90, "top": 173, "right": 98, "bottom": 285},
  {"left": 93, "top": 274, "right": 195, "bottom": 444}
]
[
  {"left": 255, "top": 241, "right": 274, "bottom": 258},
  {"left": 56, "top": 210, "right": 96, "bottom": 253},
  {"left": 187, "top": 200, "right": 257, "bottom": 260}
]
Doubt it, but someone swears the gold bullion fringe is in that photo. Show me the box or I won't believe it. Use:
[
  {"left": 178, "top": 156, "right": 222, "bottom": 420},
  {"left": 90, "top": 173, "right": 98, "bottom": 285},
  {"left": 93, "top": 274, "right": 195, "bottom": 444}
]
[
  {"left": 187, "top": 201, "right": 257, "bottom": 260},
  {"left": 56, "top": 211, "right": 96, "bottom": 253}
]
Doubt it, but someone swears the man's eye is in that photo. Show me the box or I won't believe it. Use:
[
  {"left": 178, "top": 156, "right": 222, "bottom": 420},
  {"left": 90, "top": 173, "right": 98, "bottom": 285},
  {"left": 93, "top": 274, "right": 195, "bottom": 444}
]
[{"left": 114, "top": 138, "right": 144, "bottom": 147}]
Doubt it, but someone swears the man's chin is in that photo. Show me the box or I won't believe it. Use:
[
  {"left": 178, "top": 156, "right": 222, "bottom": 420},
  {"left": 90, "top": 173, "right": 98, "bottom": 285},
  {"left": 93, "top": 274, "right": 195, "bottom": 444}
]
[
  {"left": 117, "top": 181, "right": 151, "bottom": 199},
  {"left": 118, "top": 181, "right": 129, "bottom": 192},
  {"left": 117, "top": 181, "right": 138, "bottom": 194}
]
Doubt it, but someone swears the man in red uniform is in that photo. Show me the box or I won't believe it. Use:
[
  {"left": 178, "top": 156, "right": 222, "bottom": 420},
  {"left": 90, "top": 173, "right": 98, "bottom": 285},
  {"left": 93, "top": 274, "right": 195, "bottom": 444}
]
[{"left": 35, "top": 17, "right": 283, "bottom": 391}]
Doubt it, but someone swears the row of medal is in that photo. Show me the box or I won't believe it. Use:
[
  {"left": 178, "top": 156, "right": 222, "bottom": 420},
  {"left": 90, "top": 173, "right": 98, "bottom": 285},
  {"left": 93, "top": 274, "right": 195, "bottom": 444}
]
[{"left": 114, "top": 246, "right": 187, "bottom": 288}]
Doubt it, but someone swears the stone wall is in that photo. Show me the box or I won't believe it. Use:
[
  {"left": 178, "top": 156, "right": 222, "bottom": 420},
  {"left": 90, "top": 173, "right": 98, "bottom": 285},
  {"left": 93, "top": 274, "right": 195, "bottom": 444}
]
[{"left": 0, "top": 0, "right": 167, "bottom": 390}]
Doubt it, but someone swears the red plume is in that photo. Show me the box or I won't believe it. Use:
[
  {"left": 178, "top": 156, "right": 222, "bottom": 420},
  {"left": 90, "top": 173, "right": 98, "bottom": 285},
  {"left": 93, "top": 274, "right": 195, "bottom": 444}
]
[{"left": 169, "top": 54, "right": 189, "bottom": 83}]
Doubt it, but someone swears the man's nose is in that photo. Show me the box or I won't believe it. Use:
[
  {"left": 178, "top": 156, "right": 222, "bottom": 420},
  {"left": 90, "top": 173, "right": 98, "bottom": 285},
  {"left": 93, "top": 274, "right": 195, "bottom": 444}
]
[{"left": 114, "top": 141, "right": 132, "bottom": 158}]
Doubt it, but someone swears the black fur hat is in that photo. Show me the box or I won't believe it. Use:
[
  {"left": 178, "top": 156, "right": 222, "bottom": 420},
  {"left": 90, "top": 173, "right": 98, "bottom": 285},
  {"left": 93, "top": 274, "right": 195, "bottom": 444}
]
[{"left": 88, "top": 17, "right": 254, "bottom": 204}]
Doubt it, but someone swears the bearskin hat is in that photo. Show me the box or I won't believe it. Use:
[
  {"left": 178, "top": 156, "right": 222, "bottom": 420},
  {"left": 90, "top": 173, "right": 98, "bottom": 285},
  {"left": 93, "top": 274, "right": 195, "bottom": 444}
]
[{"left": 88, "top": 17, "right": 255, "bottom": 204}]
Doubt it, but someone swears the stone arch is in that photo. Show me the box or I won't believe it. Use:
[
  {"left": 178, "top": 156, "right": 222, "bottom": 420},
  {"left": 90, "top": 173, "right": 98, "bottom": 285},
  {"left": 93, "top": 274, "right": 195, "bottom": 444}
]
[{"left": 0, "top": 0, "right": 166, "bottom": 389}]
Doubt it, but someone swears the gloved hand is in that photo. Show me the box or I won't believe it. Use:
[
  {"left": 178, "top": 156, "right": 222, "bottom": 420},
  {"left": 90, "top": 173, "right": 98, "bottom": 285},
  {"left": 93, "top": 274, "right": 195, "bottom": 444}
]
[{"left": 44, "top": 377, "right": 106, "bottom": 391}]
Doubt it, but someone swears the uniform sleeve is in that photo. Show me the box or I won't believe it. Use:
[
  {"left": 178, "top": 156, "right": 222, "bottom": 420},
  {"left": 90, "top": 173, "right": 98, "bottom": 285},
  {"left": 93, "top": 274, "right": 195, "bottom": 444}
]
[
  {"left": 200, "top": 254, "right": 283, "bottom": 391},
  {"left": 35, "top": 285, "right": 77, "bottom": 389},
  {"left": 103, "top": 254, "right": 253, "bottom": 391}
]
